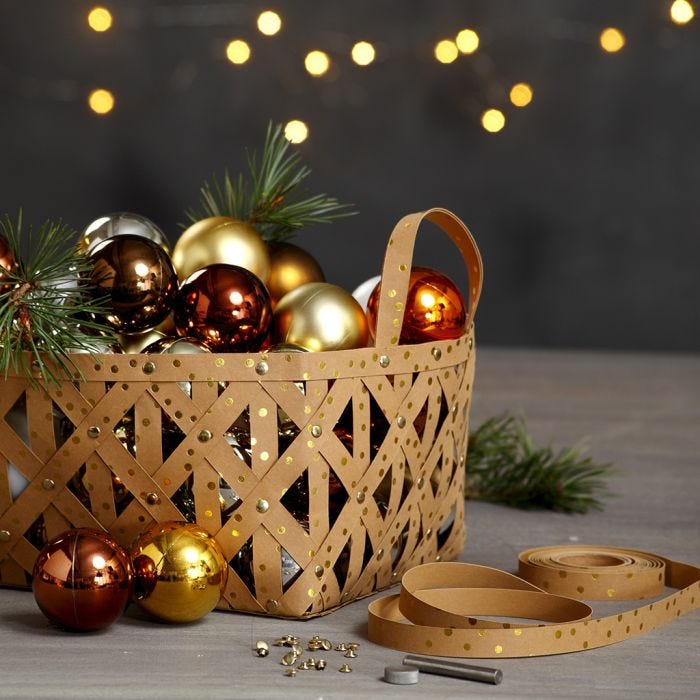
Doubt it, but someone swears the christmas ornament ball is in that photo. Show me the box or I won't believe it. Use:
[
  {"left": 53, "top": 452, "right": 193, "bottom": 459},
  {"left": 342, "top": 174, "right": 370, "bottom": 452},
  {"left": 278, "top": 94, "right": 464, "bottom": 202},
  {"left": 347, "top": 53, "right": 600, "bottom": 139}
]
[
  {"left": 366, "top": 266, "right": 466, "bottom": 343},
  {"left": 89, "top": 234, "right": 178, "bottom": 334},
  {"left": 171, "top": 217, "right": 270, "bottom": 283},
  {"left": 131, "top": 521, "right": 228, "bottom": 623},
  {"left": 351, "top": 274, "right": 381, "bottom": 311},
  {"left": 267, "top": 242, "right": 325, "bottom": 305},
  {"left": 173, "top": 264, "right": 271, "bottom": 352},
  {"left": 272, "top": 282, "right": 369, "bottom": 352},
  {"left": 32, "top": 528, "right": 133, "bottom": 631},
  {"left": 0, "top": 232, "right": 18, "bottom": 291},
  {"left": 80, "top": 212, "right": 170, "bottom": 254}
]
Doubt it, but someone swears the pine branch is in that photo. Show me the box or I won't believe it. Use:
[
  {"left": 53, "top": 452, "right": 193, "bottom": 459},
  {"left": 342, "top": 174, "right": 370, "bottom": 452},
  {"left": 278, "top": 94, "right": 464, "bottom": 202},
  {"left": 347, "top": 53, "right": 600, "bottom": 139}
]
[
  {"left": 0, "top": 213, "right": 118, "bottom": 388},
  {"left": 185, "top": 122, "right": 356, "bottom": 241},
  {"left": 466, "top": 413, "right": 614, "bottom": 513}
]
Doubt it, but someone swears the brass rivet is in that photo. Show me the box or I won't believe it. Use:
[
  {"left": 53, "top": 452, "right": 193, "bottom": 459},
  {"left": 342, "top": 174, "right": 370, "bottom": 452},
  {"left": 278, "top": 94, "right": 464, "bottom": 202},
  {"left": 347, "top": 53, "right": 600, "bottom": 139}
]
[
  {"left": 308, "top": 640, "right": 322, "bottom": 651},
  {"left": 338, "top": 663, "right": 352, "bottom": 673},
  {"left": 42, "top": 478, "right": 55, "bottom": 491},
  {"left": 344, "top": 649, "right": 357, "bottom": 658},
  {"left": 426, "top": 527, "right": 433, "bottom": 537},
  {"left": 256, "top": 647, "right": 269, "bottom": 657},
  {"left": 281, "top": 651, "right": 297, "bottom": 666},
  {"left": 468, "top": 337, "right": 473, "bottom": 350},
  {"left": 316, "top": 660, "right": 327, "bottom": 670},
  {"left": 355, "top": 491, "right": 365, "bottom": 504},
  {"left": 432, "top": 347, "right": 442, "bottom": 361},
  {"left": 298, "top": 661, "right": 310, "bottom": 670},
  {"left": 291, "top": 643, "right": 303, "bottom": 656},
  {"left": 335, "top": 643, "right": 347, "bottom": 651},
  {"left": 320, "top": 639, "right": 332, "bottom": 651},
  {"left": 257, "top": 499, "right": 270, "bottom": 513},
  {"left": 87, "top": 425, "right": 101, "bottom": 438},
  {"left": 198, "top": 429, "right": 212, "bottom": 442},
  {"left": 256, "top": 640, "right": 269, "bottom": 651},
  {"left": 285, "top": 668, "right": 298, "bottom": 677},
  {"left": 142, "top": 361, "right": 156, "bottom": 374},
  {"left": 417, "top": 476, "right": 425, "bottom": 489},
  {"left": 314, "top": 564, "right": 324, "bottom": 578},
  {"left": 346, "top": 643, "right": 359, "bottom": 651},
  {"left": 378, "top": 355, "right": 390, "bottom": 368},
  {"left": 436, "top": 554, "right": 442, "bottom": 562},
  {"left": 255, "top": 361, "right": 269, "bottom": 376},
  {"left": 0, "top": 529, "right": 11, "bottom": 542},
  {"left": 396, "top": 415, "right": 406, "bottom": 428},
  {"left": 310, "top": 425, "right": 322, "bottom": 438},
  {"left": 451, "top": 404, "right": 458, "bottom": 416},
  {"left": 376, "top": 548, "right": 384, "bottom": 560},
  {"left": 145, "top": 492, "right": 160, "bottom": 505}
]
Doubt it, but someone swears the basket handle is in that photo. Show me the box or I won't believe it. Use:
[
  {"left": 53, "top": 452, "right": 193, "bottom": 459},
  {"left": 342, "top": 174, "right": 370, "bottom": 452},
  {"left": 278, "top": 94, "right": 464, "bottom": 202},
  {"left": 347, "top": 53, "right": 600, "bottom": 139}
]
[{"left": 374, "top": 208, "right": 483, "bottom": 348}]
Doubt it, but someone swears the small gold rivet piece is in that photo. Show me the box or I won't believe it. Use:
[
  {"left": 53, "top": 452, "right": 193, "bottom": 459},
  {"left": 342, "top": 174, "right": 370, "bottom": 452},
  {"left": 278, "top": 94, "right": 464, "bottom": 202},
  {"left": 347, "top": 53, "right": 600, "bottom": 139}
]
[
  {"left": 145, "top": 492, "right": 160, "bottom": 505},
  {"left": 335, "top": 643, "right": 347, "bottom": 652},
  {"left": 376, "top": 548, "right": 384, "bottom": 560},
  {"left": 256, "top": 647, "right": 269, "bottom": 657},
  {"left": 142, "top": 361, "right": 156, "bottom": 374},
  {"left": 346, "top": 643, "right": 359, "bottom": 651},
  {"left": 273, "top": 637, "right": 287, "bottom": 646},
  {"left": 355, "top": 491, "right": 365, "bottom": 504},
  {"left": 310, "top": 424, "right": 322, "bottom": 438},
  {"left": 0, "top": 529, "right": 11, "bottom": 542},
  {"left": 291, "top": 643, "right": 303, "bottom": 656},
  {"left": 256, "top": 498, "right": 270, "bottom": 513},
  {"left": 308, "top": 640, "right": 322, "bottom": 651},
  {"left": 255, "top": 361, "right": 269, "bottom": 376},
  {"left": 417, "top": 476, "right": 425, "bottom": 489},
  {"left": 436, "top": 554, "right": 442, "bottom": 562},
  {"left": 198, "top": 429, "right": 212, "bottom": 442},
  {"left": 321, "top": 639, "right": 332, "bottom": 651},
  {"left": 432, "top": 347, "right": 442, "bottom": 361},
  {"left": 256, "top": 640, "right": 269, "bottom": 651},
  {"left": 281, "top": 652, "right": 297, "bottom": 666},
  {"left": 316, "top": 659, "right": 327, "bottom": 670},
  {"left": 379, "top": 355, "right": 390, "bottom": 368},
  {"left": 314, "top": 564, "right": 324, "bottom": 578},
  {"left": 344, "top": 649, "right": 357, "bottom": 658},
  {"left": 339, "top": 663, "right": 352, "bottom": 673},
  {"left": 42, "top": 478, "right": 55, "bottom": 491},
  {"left": 396, "top": 415, "right": 406, "bottom": 428},
  {"left": 285, "top": 668, "right": 298, "bottom": 677},
  {"left": 87, "top": 425, "right": 101, "bottom": 438}
]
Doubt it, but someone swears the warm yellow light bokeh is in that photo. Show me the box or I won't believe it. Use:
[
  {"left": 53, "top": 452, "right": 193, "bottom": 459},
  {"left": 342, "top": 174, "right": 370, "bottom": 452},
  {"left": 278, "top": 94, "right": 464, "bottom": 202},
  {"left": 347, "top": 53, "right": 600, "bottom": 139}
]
[
  {"left": 434, "top": 39, "right": 459, "bottom": 64},
  {"left": 226, "top": 39, "right": 251, "bottom": 64},
  {"left": 510, "top": 83, "right": 533, "bottom": 107},
  {"left": 670, "top": 0, "right": 695, "bottom": 24},
  {"left": 284, "top": 120, "right": 309, "bottom": 144},
  {"left": 88, "top": 89, "right": 115, "bottom": 115},
  {"left": 599, "top": 27, "right": 626, "bottom": 52},
  {"left": 456, "top": 28, "right": 479, "bottom": 54},
  {"left": 305, "top": 50, "right": 330, "bottom": 76},
  {"left": 257, "top": 10, "right": 282, "bottom": 35},
  {"left": 481, "top": 109, "right": 505, "bottom": 133},
  {"left": 88, "top": 6, "right": 112, "bottom": 32},
  {"left": 351, "top": 41, "right": 376, "bottom": 66}
]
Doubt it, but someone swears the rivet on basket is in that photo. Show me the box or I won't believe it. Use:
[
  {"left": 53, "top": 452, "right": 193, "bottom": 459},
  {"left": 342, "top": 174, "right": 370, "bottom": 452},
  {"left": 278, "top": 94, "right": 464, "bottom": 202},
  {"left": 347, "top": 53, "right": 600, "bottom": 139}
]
[
  {"left": 0, "top": 529, "right": 10, "bottom": 542},
  {"left": 355, "top": 491, "right": 365, "bottom": 504},
  {"left": 265, "top": 599, "right": 278, "bottom": 613},
  {"left": 468, "top": 337, "right": 473, "bottom": 350},
  {"left": 379, "top": 355, "right": 390, "bottom": 368},
  {"left": 257, "top": 499, "right": 270, "bottom": 513},
  {"left": 87, "top": 426, "right": 101, "bottom": 438},
  {"left": 42, "top": 479, "right": 55, "bottom": 491},
  {"left": 310, "top": 425, "right": 322, "bottom": 438},
  {"left": 417, "top": 476, "right": 425, "bottom": 489},
  {"left": 425, "top": 527, "right": 433, "bottom": 537},
  {"left": 314, "top": 564, "right": 324, "bottom": 578},
  {"left": 432, "top": 347, "right": 442, "bottom": 361},
  {"left": 145, "top": 492, "right": 160, "bottom": 505},
  {"left": 198, "top": 429, "right": 213, "bottom": 442},
  {"left": 142, "top": 361, "right": 156, "bottom": 374},
  {"left": 451, "top": 404, "right": 458, "bottom": 417},
  {"left": 396, "top": 415, "right": 406, "bottom": 428},
  {"left": 255, "top": 361, "right": 269, "bottom": 376}
]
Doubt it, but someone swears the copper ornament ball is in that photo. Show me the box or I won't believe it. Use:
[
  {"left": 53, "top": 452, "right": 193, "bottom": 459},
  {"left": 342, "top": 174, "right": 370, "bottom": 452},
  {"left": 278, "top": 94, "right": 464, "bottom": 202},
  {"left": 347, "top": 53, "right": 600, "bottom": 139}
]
[
  {"left": 131, "top": 521, "right": 228, "bottom": 624},
  {"left": 267, "top": 241, "right": 325, "bottom": 306},
  {"left": 32, "top": 528, "right": 133, "bottom": 631},
  {"left": 80, "top": 212, "right": 171, "bottom": 255},
  {"left": 89, "top": 234, "right": 178, "bottom": 334},
  {"left": 366, "top": 266, "right": 466, "bottom": 343},
  {"left": 0, "top": 232, "right": 18, "bottom": 292},
  {"left": 171, "top": 216, "right": 270, "bottom": 283},
  {"left": 173, "top": 263, "right": 271, "bottom": 352}
]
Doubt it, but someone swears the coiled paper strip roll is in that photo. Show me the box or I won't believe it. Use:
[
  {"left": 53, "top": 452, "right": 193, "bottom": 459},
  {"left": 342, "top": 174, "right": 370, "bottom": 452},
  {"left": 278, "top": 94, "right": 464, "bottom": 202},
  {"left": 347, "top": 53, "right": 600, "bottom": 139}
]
[{"left": 367, "top": 545, "right": 700, "bottom": 658}]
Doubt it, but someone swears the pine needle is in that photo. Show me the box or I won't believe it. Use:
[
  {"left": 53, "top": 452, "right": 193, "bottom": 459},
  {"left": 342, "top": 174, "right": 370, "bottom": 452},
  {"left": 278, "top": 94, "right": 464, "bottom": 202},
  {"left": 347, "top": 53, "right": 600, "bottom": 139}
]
[{"left": 466, "top": 413, "right": 614, "bottom": 513}]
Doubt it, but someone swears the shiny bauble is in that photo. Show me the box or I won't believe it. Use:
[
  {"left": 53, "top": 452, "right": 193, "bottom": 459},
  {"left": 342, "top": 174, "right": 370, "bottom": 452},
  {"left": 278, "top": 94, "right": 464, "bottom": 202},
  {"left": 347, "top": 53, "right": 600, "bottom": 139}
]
[
  {"left": 172, "top": 217, "right": 270, "bottom": 283},
  {"left": 272, "top": 282, "right": 369, "bottom": 352},
  {"left": 117, "top": 329, "right": 167, "bottom": 354},
  {"left": 131, "top": 521, "right": 228, "bottom": 623},
  {"left": 143, "top": 336, "right": 210, "bottom": 395},
  {"left": 267, "top": 242, "right": 325, "bottom": 306},
  {"left": 80, "top": 212, "right": 170, "bottom": 255},
  {"left": 366, "top": 266, "right": 466, "bottom": 344},
  {"left": 173, "top": 264, "right": 271, "bottom": 352},
  {"left": 32, "top": 528, "right": 133, "bottom": 631},
  {"left": 89, "top": 235, "right": 178, "bottom": 334},
  {"left": 0, "top": 232, "right": 18, "bottom": 291},
  {"left": 351, "top": 274, "right": 381, "bottom": 311}
]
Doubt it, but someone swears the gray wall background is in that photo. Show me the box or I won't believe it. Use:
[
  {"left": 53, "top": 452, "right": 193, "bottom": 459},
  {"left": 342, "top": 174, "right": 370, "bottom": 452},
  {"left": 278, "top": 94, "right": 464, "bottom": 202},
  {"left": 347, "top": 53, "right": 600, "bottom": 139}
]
[{"left": 1, "top": 0, "right": 698, "bottom": 351}]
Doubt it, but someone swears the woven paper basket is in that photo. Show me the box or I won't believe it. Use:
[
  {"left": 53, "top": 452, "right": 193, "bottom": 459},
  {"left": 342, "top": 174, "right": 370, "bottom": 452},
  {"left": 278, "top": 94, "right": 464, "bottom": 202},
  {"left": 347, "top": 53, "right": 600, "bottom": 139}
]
[{"left": 0, "top": 208, "right": 482, "bottom": 618}]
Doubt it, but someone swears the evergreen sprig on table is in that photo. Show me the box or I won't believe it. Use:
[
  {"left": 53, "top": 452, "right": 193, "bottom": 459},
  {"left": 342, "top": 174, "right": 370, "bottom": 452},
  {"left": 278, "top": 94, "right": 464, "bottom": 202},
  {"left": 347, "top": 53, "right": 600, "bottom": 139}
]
[
  {"left": 185, "top": 122, "right": 356, "bottom": 242},
  {"left": 0, "top": 212, "right": 116, "bottom": 387},
  {"left": 466, "top": 413, "right": 613, "bottom": 513}
]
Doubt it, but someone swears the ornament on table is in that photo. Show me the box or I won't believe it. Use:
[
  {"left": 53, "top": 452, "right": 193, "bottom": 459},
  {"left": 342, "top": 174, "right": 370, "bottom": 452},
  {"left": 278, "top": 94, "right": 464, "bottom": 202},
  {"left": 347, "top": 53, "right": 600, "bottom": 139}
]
[
  {"left": 267, "top": 241, "right": 325, "bottom": 306},
  {"left": 89, "top": 234, "right": 178, "bottom": 334},
  {"left": 272, "top": 282, "right": 369, "bottom": 351},
  {"left": 0, "top": 231, "right": 18, "bottom": 291},
  {"left": 173, "top": 264, "right": 271, "bottom": 352},
  {"left": 80, "top": 212, "right": 170, "bottom": 255},
  {"left": 131, "top": 521, "right": 228, "bottom": 623},
  {"left": 366, "top": 266, "right": 466, "bottom": 343},
  {"left": 171, "top": 216, "right": 270, "bottom": 283},
  {"left": 351, "top": 274, "right": 381, "bottom": 311},
  {"left": 32, "top": 528, "right": 133, "bottom": 631}
]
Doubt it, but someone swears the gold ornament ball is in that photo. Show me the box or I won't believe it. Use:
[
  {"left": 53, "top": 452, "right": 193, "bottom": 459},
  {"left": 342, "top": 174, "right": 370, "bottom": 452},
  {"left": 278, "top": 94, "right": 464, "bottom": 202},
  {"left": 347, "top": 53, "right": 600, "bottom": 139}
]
[
  {"left": 272, "top": 282, "right": 369, "bottom": 351},
  {"left": 267, "top": 242, "right": 325, "bottom": 306},
  {"left": 131, "top": 521, "right": 228, "bottom": 624},
  {"left": 117, "top": 329, "right": 167, "bottom": 353},
  {"left": 171, "top": 216, "right": 270, "bottom": 283}
]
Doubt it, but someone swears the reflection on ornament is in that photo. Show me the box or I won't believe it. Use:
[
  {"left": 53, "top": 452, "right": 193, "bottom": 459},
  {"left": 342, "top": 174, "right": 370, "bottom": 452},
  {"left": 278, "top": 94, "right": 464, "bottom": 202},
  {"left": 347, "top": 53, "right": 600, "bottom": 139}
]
[
  {"left": 351, "top": 274, "right": 381, "bottom": 310},
  {"left": 80, "top": 212, "right": 170, "bottom": 254},
  {"left": 232, "top": 540, "right": 301, "bottom": 592},
  {"left": 172, "top": 217, "right": 270, "bottom": 283},
  {"left": 32, "top": 528, "right": 132, "bottom": 631},
  {"left": 0, "top": 232, "right": 18, "bottom": 292},
  {"left": 272, "top": 282, "right": 369, "bottom": 351},
  {"left": 131, "top": 521, "right": 228, "bottom": 623},
  {"left": 118, "top": 329, "right": 166, "bottom": 354},
  {"left": 90, "top": 235, "right": 178, "bottom": 334},
  {"left": 153, "top": 312, "right": 177, "bottom": 336},
  {"left": 173, "top": 264, "right": 271, "bottom": 352},
  {"left": 366, "top": 266, "right": 466, "bottom": 343},
  {"left": 268, "top": 242, "right": 325, "bottom": 306}
]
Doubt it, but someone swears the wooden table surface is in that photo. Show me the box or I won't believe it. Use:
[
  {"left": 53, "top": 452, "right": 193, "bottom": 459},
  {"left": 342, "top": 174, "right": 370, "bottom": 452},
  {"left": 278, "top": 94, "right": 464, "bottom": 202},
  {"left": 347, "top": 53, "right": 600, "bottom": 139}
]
[{"left": 1, "top": 347, "right": 698, "bottom": 699}]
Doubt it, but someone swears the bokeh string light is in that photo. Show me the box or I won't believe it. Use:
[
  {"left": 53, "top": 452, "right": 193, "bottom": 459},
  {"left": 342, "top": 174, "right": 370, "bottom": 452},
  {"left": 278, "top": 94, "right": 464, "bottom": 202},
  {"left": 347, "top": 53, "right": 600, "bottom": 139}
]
[
  {"left": 351, "top": 41, "right": 376, "bottom": 66},
  {"left": 87, "top": 6, "right": 112, "bottom": 32},
  {"left": 88, "top": 88, "right": 115, "bottom": 114},
  {"left": 599, "top": 27, "right": 626, "bottom": 52},
  {"left": 257, "top": 10, "right": 282, "bottom": 36},
  {"left": 284, "top": 120, "right": 309, "bottom": 143},
  {"left": 670, "top": 0, "right": 695, "bottom": 24},
  {"left": 305, "top": 50, "right": 330, "bottom": 76},
  {"left": 226, "top": 39, "right": 251, "bottom": 65}
]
